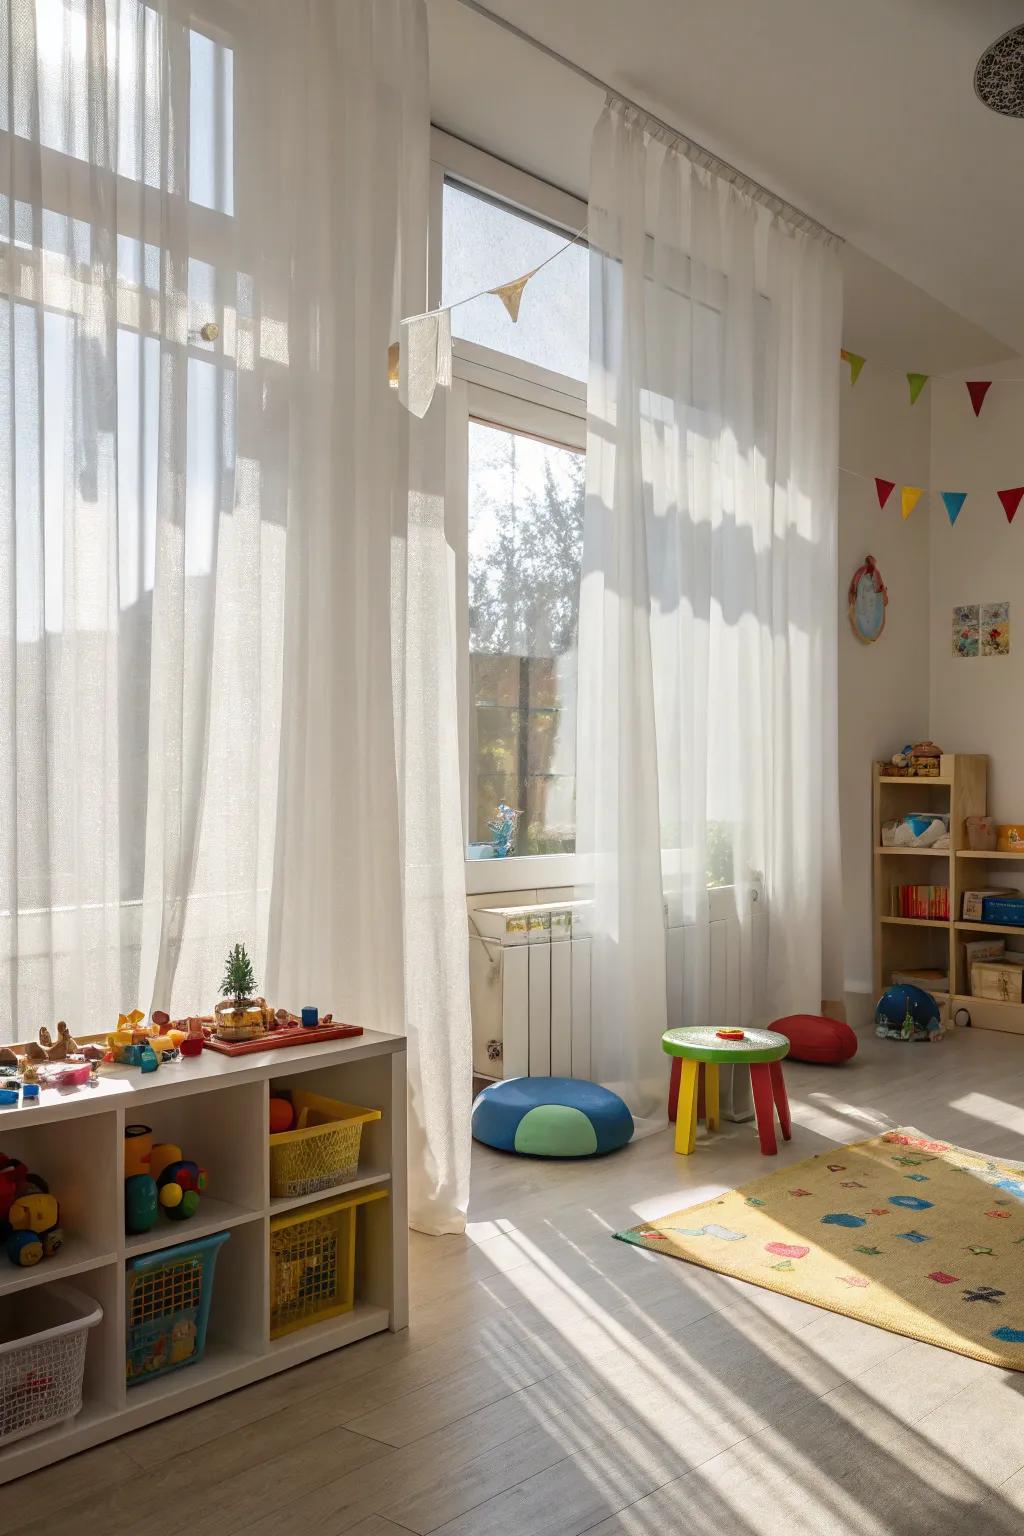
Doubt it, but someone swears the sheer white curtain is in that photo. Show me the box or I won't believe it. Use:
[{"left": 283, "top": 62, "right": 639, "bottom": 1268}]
[
  {"left": 263, "top": 0, "right": 471, "bottom": 1234},
  {"left": 2, "top": 0, "right": 470, "bottom": 1232},
  {"left": 1, "top": 0, "right": 282, "bottom": 1037},
  {"left": 578, "top": 98, "right": 843, "bottom": 1130}
]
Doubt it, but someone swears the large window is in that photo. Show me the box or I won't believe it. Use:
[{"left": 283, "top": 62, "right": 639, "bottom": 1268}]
[
  {"left": 440, "top": 155, "right": 588, "bottom": 870},
  {"left": 467, "top": 420, "right": 583, "bottom": 855}
]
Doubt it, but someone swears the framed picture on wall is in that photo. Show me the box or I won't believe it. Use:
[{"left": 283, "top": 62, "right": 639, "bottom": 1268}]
[{"left": 848, "top": 555, "right": 888, "bottom": 644}]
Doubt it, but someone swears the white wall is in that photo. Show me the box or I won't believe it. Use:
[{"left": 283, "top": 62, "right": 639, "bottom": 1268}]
[
  {"left": 929, "top": 360, "right": 1024, "bottom": 821},
  {"left": 838, "top": 365, "right": 931, "bottom": 995}
]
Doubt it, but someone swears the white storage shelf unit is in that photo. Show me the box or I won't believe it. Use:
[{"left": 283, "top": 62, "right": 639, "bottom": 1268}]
[{"left": 0, "top": 1028, "right": 407, "bottom": 1485}]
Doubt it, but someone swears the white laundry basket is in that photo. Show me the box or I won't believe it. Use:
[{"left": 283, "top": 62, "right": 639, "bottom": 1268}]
[{"left": 0, "top": 1283, "right": 102, "bottom": 1448}]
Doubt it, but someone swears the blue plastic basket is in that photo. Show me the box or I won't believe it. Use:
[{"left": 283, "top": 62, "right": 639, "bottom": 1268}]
[{"left": 126, "top": 1231, "right": 230, "bottom": 1386}]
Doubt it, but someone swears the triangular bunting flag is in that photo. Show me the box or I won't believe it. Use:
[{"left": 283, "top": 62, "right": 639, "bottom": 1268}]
[
  {"left": 998, "top": 487, "right": 1024, "bottom": 524},
  {"left": 907, "top": 372, "right": 929, "bottom": 406},
  {"left": 901, "top": 485, "right": 924, "bottom": 520},
  {"left": 489, "top": 269, "right": 537, "bottom": 323},
  {"left": 941, "top": 491, "right": 967, "bottom": 526},
  {"left": 387, "top": 341, "right": 400, "bottom": 388},
  {"left": 874, "top": 477, "right": 896, "bottom": 510},
  {"left": 966, "top": 381, "right": 992, "bottom": 417},
  {"left": 841, "top": 349, "right": 866, "bottom": 386}
]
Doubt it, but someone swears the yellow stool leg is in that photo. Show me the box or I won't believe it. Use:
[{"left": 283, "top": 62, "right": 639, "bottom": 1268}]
[
  {"left": 705, "top": 1064, "right": 720, "bottom": 1132},
  {"left": 674, "top": 1059, "right": 699, "bottom": 1155}
]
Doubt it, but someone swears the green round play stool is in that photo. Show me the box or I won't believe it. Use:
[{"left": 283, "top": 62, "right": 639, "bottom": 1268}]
[{"left": 662, "top": 1026, "right": 791, "bottom": 1156}]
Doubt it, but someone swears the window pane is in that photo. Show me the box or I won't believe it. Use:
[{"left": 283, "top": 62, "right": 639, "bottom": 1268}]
[
  {"left": 468, "top": 421, "right": 583, "bottom": 856},
  {"left": 443, "top": 182, "right": 587, "bottom": 382}
]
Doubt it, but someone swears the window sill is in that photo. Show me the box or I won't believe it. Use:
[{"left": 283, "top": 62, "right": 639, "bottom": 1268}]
[{"left": 465, "top": 852, "right": 585, "bottom": 897}]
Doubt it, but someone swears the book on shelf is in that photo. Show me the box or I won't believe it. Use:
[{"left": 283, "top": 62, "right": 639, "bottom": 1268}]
[{"left": 889, "top": 884, "right": 949, "bottom": 920}]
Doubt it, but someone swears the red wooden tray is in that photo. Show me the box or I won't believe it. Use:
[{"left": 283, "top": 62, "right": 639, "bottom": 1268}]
[{"left": 203, "top": 1022, "right": 363, "bottom": 1056}]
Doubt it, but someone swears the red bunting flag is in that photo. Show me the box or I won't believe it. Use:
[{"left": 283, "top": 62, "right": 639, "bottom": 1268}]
[
  {"left": 966, "top": 381, "right": 992, "bottom": 417},
  {"left": 874, "top": 477, "right": 896, "bottom": 510},
  {"left": 998, "top": 488, "right": 1024, "bottom": 524}
]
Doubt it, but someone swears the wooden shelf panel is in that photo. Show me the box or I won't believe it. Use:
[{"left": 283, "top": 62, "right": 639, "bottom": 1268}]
[
  {"left": 955, "top": 920, "right": 1024, "bottom": 937},
  {"left": 880, "top": 916, "right": 949, "bottom": 929},
  {"left": 956, "top": 850, "right": 1024, "bottom": 860},
  {"left": 269, "top": 1168, "right": 391, "bottom": 1218},
  {"left": 877, "top": 776, "right": 951, "bottom": 787},
  {"left": 123, "top": 1198, "right": 263, "bottom": 1260},
  {"left": 876, "top": 846, "right": 951, "bottom": 857},
  {"left": 0, "top": 1241, "right": 117, "bottom": 1300}
]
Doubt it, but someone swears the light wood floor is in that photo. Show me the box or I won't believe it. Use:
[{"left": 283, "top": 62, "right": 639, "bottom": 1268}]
[{"left": 13, "top": 1024, "right": 1024, "bottom": 1536}]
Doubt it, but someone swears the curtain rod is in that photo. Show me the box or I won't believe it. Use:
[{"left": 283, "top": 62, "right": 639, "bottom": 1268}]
[{"left": 452, "top": 0, "right": 842, "bottom": 245}]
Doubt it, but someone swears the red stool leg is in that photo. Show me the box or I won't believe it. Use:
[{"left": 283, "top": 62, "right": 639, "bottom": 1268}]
[
  {"left": 749, "top": 1064, "right": 778, "bottom": 1155},
  {"left": 668, "top": 1056, "right": 681, "bottom": 1122},
  {"left": 769, "top": 1061, "right": 792, "bottom": 1141}
]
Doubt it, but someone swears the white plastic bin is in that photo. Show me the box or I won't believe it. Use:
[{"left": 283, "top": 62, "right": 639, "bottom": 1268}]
[{"left": 0, "top": 1283, "right": 102, "bottom": 1447}]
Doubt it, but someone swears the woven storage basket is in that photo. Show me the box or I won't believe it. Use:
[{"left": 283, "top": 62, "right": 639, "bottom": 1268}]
[
  {"left": 0, "top": 1283, "right": 102, "bottom": 1448},
  {"left": 269, "top": 1092, "right": 381, "bottom": 1199},
  {"left": 269, "top": 1188, "right": 388, "bottom": 1337}
]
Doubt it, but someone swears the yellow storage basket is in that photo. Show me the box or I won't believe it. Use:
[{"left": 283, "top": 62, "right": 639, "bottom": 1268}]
[
  {"left": 269, "top": 1091, "right": 381, "bottom": 1199},
  {"left": 269, "top": 1189, "right": 388, "bottom": 1338}
]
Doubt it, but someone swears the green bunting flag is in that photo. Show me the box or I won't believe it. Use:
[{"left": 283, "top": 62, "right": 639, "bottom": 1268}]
[
  {"left": 841, "top": 349, "right": 866, "bottom": 386},
  {"left": 907, "top": 373, "right": 929, "bottom": 406}
]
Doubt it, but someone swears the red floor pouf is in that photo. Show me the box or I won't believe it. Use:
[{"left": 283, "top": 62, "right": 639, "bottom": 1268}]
[{"left": 771, "top": 1013, "right": 857, "bottom": 1064}]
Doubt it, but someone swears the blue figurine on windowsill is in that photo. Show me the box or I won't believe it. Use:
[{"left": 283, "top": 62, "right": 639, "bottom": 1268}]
[{"left": 487, "top": 803, "right": 521, "bottom": 859}]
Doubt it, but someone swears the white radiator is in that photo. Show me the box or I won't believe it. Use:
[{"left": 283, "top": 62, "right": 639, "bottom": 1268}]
[{"left": 469, "top": 886, "right": 766, "bottom": 1083}]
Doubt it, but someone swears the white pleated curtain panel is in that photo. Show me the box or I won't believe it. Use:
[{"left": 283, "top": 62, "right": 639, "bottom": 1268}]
[
  {"left": 1, "top": 0, "right": 470, "bottom": 1233},
  {"left": 578, "top": 98, "right": 844, "bottom": 1130}
]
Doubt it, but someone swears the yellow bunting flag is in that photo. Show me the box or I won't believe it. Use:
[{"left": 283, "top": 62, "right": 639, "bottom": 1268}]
[
  {"left": 841, "top": 349, "right": 865, "bottom": 386},
  {"left": 907, "top": 372, "right": 929, "bottom": 405},
  {"left": 901, "top": 485, "right": 924, "bottom": 520},
  {"left": 489, "top": 270, "right": 537, "bottom": 323}
]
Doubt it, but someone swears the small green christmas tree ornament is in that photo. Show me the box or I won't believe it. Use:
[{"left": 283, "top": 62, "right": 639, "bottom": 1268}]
[
  {"left": 214, "top": 943, "right": 269, "bottom": 1042},
  {"left": 220, "top": 943, "right": 256, "bottom": 1009}
]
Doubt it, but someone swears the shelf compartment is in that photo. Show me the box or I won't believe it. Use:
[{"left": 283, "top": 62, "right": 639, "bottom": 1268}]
[
  {"left": 121, "top": 1081, "right": 265, "bottom": 1238},
  {"left": 270, "top": 1189, "right": 388, "bottom": 1339},
  {"left": 0, "top": 1111, "right": 121, "bottom": 1259}
]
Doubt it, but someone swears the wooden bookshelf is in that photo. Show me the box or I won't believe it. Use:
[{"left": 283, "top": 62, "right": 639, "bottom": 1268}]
[{"left": 872, "top": 754, "right": 987, "bottom": 1018}]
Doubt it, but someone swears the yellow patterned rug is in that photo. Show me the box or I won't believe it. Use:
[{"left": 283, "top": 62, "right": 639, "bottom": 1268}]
[{"left": 616, "top": 1127, "right": 1024, "bottom": 1369}]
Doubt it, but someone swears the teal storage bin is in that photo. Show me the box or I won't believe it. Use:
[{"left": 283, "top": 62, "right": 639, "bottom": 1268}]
[{"left": 126, "top": 1231, "right": 229, "bottom": 1385}]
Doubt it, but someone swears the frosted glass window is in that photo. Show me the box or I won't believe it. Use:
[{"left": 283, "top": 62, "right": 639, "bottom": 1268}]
[{"left": 443, "top": 181, "right": 587, "bottom": 382}]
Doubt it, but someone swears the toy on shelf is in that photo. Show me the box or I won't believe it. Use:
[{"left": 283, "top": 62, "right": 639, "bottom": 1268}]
[
  {"left": 214, "top": 944, "right": 272, "bottom": 1043},
  {"left": 269, "top": 1095, "right": 295, "bottom": 1133},
  {"left": 0, "top": 1020, "right": 102, "bottom": 1096},
  {"left": 0, "top": 1157, "right": 63, "bottom": 1266},
  {"left": 124, "top": 1125, "right": 208, "bottom": 1234},
  {"left": 879, "top": 741, "right": 944, "bottom": 778},
  {"left": 106, "top": 1009, "right": 186, "bottom": 1070}
]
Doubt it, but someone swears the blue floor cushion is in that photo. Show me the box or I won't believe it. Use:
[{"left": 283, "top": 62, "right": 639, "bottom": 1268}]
[{"left": 472, "top": 1077, "right": 634, "bottom": 1158}]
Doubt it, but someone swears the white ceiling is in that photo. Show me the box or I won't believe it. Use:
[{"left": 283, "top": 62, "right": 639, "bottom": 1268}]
[{"left": 427, "top": 0, "right": 1022, "bottom": 369}]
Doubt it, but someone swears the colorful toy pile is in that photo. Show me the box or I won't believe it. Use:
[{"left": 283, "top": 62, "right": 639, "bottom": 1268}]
[
  {"left": 124, "top": 1125, "right": 208, "bottom": 1235},
  {"left": 0, "top": 1155, "right": 63, "bottom": 1266}
]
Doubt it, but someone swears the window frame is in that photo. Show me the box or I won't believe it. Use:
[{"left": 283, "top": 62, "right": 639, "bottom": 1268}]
[{"left": 430, "top": 131, "right": 588, "bottom": 896}]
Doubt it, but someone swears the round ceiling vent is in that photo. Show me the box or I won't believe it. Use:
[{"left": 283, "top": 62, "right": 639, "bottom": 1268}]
[{"left": 975, "top": 24, "right": 1024, "bottom": 117}]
